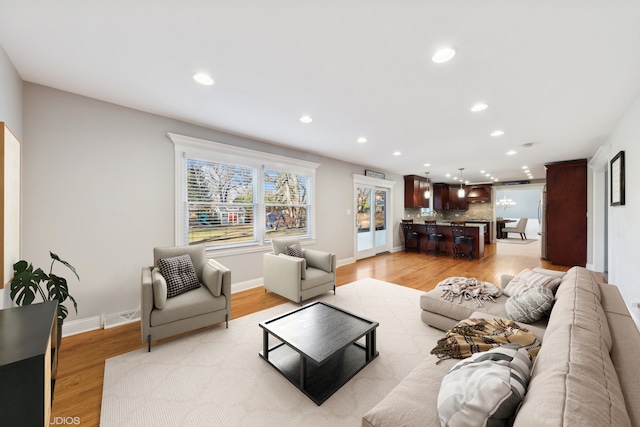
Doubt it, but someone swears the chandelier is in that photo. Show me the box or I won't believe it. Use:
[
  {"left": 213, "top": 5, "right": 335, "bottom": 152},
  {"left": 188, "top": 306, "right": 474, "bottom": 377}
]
[{"left": 498, "top": 194, "right": 516, "bottom": 209}]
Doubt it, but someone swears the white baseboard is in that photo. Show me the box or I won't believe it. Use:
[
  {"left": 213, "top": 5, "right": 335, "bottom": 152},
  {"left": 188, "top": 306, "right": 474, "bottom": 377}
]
[
  {"left": 337, "top": 257, "right": 356, "bottom": 267},
  {"left": 231, "top": 278, "right": 263, "bottom": 293},
  {"left": 62, "top": 315, "right": 102, "bottom": 337}
]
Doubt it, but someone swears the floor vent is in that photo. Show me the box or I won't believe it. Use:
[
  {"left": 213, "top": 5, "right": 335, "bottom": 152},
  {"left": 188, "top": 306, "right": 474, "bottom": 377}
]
[{"left": 104, "top": 309, "right": 141, "bottom": 329}]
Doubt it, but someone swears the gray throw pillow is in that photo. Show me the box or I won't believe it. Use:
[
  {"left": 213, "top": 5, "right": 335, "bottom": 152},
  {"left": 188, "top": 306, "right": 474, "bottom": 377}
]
[
  {"left": 503, "top": 269, "right": 562, "bottom": 297},
  {"left": 505, "top": 285, "right": 555, "bottom": 323},
  {"left": 157, "top": 254, "right": 201, "bottom": 298},
  {"left": 438, "top": 343, "right": 532, "bottom": 427}
]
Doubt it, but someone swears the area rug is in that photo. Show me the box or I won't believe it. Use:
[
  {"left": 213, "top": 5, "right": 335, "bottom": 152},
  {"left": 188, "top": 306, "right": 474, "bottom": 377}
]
[
  {"left": 497, "top": 238, "right": 538, "bottom": 245},
  {"left": 101, "top": 279, "right": 443, "bottom": 426}
]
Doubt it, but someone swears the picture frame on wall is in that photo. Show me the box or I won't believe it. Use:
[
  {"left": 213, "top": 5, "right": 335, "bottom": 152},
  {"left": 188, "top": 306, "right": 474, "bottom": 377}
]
[
  {"left": 365, "top": 170, "right": 385, "bottom": 180},
  {"left": 610, "top": 150, "right": 625, "bottom": 206}
]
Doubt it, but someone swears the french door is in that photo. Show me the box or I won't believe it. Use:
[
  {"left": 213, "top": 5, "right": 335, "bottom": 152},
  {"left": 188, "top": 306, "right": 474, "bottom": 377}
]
[{"left": 354, "top": 175, "right": 394, "bottom": 260}]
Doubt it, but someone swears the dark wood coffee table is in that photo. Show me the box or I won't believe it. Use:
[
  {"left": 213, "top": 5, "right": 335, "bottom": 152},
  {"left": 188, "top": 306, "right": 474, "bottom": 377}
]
[{"left": 259, "top": 301, "right": 379, "bottom": 405}]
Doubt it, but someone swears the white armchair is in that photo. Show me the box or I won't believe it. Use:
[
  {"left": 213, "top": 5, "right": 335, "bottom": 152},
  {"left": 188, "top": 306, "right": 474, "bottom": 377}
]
[
  {"left": 502, "top": 218, "right": 528, "bottom": 240},
  {"left": 263, "top": 237, "right": 336, "bottom": 304},
  {"left": 141, "top": 244, "right": 231, "bottom": 351}
]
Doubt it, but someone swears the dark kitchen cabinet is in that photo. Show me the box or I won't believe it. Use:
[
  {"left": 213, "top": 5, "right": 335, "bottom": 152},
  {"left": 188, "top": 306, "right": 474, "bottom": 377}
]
[
  {"left": 432, "top": 183, "right": 449, "bottom": 210},
  {"left": 448, "top": 185, "right": 469, "bottom": 210},
  {"left": 404, "top": 175, "right": 429, "bottom": 208}
]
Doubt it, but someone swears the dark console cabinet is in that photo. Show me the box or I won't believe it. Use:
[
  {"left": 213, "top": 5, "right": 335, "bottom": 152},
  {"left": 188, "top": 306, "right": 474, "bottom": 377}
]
[
  {"left": 545, "top": 159, "right": 587, "bottom": 266},
  {"left": 0, "top": 301, "right": 58, "bottom": 426}
]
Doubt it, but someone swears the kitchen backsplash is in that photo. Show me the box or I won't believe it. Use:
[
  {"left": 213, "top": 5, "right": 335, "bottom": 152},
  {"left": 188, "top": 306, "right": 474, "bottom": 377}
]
[{"left": 404, "top": 202, "right": 494, "bottom": 221}]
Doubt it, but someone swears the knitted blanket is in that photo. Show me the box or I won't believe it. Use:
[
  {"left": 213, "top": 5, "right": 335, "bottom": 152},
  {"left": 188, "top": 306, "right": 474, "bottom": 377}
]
[
  {"left": 430, "top": 318, "right": 541, "bottom": 362},
  {"left": 437, "top": 276, "right": 502, "bottom": 308}
]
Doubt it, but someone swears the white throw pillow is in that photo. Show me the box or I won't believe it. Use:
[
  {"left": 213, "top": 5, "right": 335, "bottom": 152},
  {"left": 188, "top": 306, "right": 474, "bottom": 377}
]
[
  {"left": 151, "top": 267, "right": 167, "bottom": 309},
  {"left": 202, "top": 260, "right": 223, "bottom": 297},
  {"left": 437, "top": 344, "right": 532, "bottom": 427}
]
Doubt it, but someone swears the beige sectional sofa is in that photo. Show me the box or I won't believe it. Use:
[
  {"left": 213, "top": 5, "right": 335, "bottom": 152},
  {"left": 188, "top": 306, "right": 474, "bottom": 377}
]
[{"left": 362, "top": 266, "right": 640, "bottom": 427}]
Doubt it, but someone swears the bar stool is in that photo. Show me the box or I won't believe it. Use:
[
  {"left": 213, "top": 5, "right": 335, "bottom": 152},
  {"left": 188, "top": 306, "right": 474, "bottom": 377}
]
[
  {"left": 424, "top": 220, "right": 446, "bottom": 256},
  {"left": 401, "top": 219, "right": 421, "bottom": 253},
  {"left": 451, "top": 221, "right": 474, "bottom": 260}
]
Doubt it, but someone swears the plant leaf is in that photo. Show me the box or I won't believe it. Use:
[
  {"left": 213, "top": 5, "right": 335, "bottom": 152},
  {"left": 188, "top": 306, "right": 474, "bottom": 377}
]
[
  {"left": 10, "top": 261, "right": 48, "bottom": 305},
  {"left": 50, "top": 251, "right": 80, "bottom": 281}
]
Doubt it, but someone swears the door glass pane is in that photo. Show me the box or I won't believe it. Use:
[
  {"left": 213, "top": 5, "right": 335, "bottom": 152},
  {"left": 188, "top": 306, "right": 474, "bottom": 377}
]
[
  {"left": 375, "top": 190, "right": 387, "bottom": 247},
  {"left": 357, "top": 187, "right": 373, "bottom": 251}
]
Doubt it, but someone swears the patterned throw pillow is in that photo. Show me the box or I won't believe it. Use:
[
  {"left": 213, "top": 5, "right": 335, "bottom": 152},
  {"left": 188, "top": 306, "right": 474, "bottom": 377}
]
[
  {"left": 437, "top": 344, "right": 532, "bottom": 427},
  {"left": 157, "top": 254, "right": 201, "bottom": 298},
  {"left": 284, "top": 244, "right": 303, "bottom": 258},
  {"left": 503, "top": 269, "right": 562, "bottom": 296},
  {"left": 505, "top": 285, "right": 555, "bottom": 323}
]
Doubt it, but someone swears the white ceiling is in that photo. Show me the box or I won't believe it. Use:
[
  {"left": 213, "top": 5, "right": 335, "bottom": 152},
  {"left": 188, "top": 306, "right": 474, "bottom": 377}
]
[{"left": 2, "top": 1, "right": 640, "bottom": 184}]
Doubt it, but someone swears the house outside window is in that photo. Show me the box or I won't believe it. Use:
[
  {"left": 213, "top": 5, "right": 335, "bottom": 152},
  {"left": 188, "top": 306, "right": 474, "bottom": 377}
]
[{"left": 169, "top": 133, "right": 319, "bottom": 252}]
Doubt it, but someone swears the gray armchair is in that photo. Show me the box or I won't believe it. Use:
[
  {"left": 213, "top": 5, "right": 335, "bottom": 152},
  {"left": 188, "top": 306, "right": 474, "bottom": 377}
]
[
  {"left": 141, "top": 244, "right": 231, "bottom": 351},
  {"left": 263, "top": 237, "right": 336, "bottom": 304}
]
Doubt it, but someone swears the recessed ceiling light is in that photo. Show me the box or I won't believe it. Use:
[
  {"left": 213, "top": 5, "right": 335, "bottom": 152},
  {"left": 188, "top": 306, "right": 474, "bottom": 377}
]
[
  {"left": 423, "top": 163, "right": 431, "bottom": 167},
  {"left": 490, "top": 130, "right": 505, "bottom": 137},
  {"left": 432, "top": 47, "right": 456, "bottom": 63},
  {"left": 193, "top": 73, "right": 214, "bottom": 86},
  {"left": 494, "top": 178, "right": 499, "bottom": 182},
  {"left": 357, "top": 137, "right": 367, "bottom": 143},
  {"left": 485, "top": 173, "right": 490, "bottom": 177},
  {"left": 393, "top": 151, "right": 401, "bottom": 156},
  {"left": 470, "top": 103, "right": 488, "bottom": 112},
  {"left": 522, "top": 165, "right": 528, "bottom": 169},
  {"left": 446, "top": 173, "right": 451, "bottom": 178},
  {"left": 524, "top": 169, "right": 530, "bottom": 174},
  {"left": 506, "top": 150, "right": 517, "bottom": 156},
  {"left": 299, "top": 115, "right": 313, "bottom": 124}
]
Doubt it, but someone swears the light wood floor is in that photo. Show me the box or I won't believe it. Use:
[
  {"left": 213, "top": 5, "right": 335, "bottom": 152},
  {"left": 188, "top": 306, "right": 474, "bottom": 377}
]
[{"left": 51, "top": 239, "right": 568, "bottom": 426}]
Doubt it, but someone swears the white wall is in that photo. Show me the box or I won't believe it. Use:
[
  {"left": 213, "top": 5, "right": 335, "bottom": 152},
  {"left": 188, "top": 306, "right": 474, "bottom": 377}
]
[
  {"left": 605, "top": 91, "right": 640, "bottom": 322},
  {"left": 21, "top": 83, "right": 403, "bottom": 333},
  {"left": 0, "top": 45, "right": 23, "bottom": 309}
]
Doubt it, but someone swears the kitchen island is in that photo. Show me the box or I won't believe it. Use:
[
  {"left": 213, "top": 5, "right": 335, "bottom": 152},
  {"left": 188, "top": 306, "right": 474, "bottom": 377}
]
[{"left": 404, "top": 221, "right": 485, "bottom": 259}]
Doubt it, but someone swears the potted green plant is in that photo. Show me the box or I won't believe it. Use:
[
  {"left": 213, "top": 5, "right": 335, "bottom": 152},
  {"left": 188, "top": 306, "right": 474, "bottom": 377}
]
[{"left": 10, "top": 251, "right": 79, "bottom": 329}]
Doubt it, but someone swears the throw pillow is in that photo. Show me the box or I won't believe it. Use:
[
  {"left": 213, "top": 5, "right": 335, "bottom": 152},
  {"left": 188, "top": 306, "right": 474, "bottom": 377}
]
[
  {"left": 437, "top": 343, "right": 532, "bottom": 427},
  {"left": 151, "top": 267, "right": 167, "bottom": 309},
  {"left": 503, "top": 268, "right": 562, "bottom": 297},
  {"left": 284, "top": 244, "right": 303, "bottom": 258},
  {"left": 505, "top": 285, "right": 555, "bottom": 323},
  {"left": 202, "top": 260, "right": 223, "bottom": 297},
  {"left": 157, "top": 254, "right": 201, "bottom": 298}
]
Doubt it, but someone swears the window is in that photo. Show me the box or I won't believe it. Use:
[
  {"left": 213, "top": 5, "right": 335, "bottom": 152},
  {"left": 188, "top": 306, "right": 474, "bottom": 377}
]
[{"left": 169, "top": 133, "right": 319, "bottom": 251}]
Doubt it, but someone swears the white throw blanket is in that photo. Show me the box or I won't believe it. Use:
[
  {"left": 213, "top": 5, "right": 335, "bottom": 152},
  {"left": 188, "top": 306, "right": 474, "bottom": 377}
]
[{"left": 437, "top": 277, "right": 502, "bottom": 307}]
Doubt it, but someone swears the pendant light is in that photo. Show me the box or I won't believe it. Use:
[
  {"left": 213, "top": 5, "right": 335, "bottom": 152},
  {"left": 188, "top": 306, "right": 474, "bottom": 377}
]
[
  {"left": 457, "top": 168, "right": 465, "bottom": 198},
  {"left": 424, "top": 172, "right": 431, "bottom": 199}
]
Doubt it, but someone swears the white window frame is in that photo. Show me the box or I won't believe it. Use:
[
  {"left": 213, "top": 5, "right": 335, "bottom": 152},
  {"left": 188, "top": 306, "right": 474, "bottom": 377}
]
[{"left": 168, "top": 133, "right": 320, "bottom": 256}]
